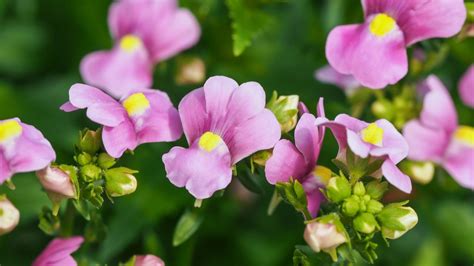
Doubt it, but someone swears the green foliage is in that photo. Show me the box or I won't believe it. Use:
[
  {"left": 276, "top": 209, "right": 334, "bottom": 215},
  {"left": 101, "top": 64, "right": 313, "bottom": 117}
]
[{"left": 172, "top": 209, "right": 204, "bottom": 247}]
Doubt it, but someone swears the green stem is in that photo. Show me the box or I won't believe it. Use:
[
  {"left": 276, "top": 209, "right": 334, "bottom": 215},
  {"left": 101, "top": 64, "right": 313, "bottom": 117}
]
[{"left": 60, "top": 200, "right": 76, "bottom": 237}]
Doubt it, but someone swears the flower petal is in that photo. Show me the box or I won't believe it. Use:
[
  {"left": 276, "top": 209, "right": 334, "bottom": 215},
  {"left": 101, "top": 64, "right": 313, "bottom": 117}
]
[
  {"left": 295, "top": 113, "right": 321, "bottom": 167},
  {"left": 265, "top": 140, "right": 308, "bottom": 184},
  {"left": 0, "top": 152, "right": 11, "bottom": 183},
  {"left": 381, "top": 159, "right": 412, "bottom": 193},
  {"left": 347, "top": 129, "right": 371, "bottom": 158},
  {"left": 315, "top": 65, "right": 360, "bottom": 93},
  {"left": 80, "top": 46, "right": 152, "bottom": 99},
  {"left": 370, "top": 119, "right": 409, "bottom": 164},
  {"left": 326, "top": 22, "right": 407, "bottom": 89},
  {"left": 442, "top": 143, "right": 474, "bottom": 190},
  {"left": 203, "top": 76, "right": 239, "bottom": 132},
  {"left": 305, "top": 189, "right": 325, "bottom": 218},
  {"left": 162, "top": 142, "right": 232, "bottom": 199},
  {"left": 403, "top": 120, "right": 449, "bottom": 162},
  {"left": 33, "top": 237, "right": 84, "bottom": 266},
  {"left": 102, "top": 121, "right": 138, "bottom": 158},
  {"left": 59, "top": 102, "right": 79, "bottom": 112},
  {"left": 459, "top": 65, "right": 474, "bottom": 108},
  {"left": 178, "top": 88, "right": 209, "bottom": 144}
]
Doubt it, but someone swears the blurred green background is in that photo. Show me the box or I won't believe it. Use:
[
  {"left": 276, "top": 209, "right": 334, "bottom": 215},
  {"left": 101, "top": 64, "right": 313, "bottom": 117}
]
[{"left": 0, "top": 0, "right": 473, "bottom": 265}]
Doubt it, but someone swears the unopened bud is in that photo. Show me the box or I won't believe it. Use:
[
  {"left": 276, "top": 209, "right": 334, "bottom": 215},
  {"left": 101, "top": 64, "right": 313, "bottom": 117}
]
[
  {"left": 402, "top": 161, "right": 434, "bottom": 185},
  {"left": 342, "top": 196, "right": 360, "bottom": 217},
  {"left": 365, "top": 181, "right": 388, "bottom": 200},
  {"left": 97, "top": 153, "right": 116, "bottom": 169},
  {"left": 80, "top": 164, "right": 102, "bottom": 182},
  {"left": 378, "top": 204, "right": 418, "bottom": 239},
  {"left": 175, "top": 57, "right": 206, "bottom": 85},
  {"left": 105, "top": 167, "right": 138, "bottom": 197},
  {"left": 36, "top": 166, "right": 76, "bottom": 199},
  {"left": 353, "top": 182, "right": 366, "bottom": 196},
  {"left": 251, "top": 150, "right": 272, "bottom": 167},
  {"left": 371, "top": 99, "right": 394, "bottom": 120},
  {"left": 367, "top": 199, "right": 384, "bottom": 214},
  {"left": 134, "top": 255, "right": 165, "bottom": 266},
  {"left": 304, "top": 215, "right": 347, "bottom": 260},
  {"left": 76, "top": 152, "right": 92, "bottom": 166},
  {"left": 0, "top": 196, "right": 20, "bottom": 236},
  {"left": 353, "top": 212, "right": 379, "bottom": 234},
  {"left": 326, "top": 176, "right": 351, "bottom": 203},
  {"left": 266, "top": 92, "right": 299, "bottom": 133},
  {"left": 78, "top": 129, "right": 101, "bottom": 154}
]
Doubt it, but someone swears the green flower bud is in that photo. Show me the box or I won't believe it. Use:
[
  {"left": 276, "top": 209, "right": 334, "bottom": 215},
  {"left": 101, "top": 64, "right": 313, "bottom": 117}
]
[
  {"left": 353, "top": 213, "right": 379, "bottom": 234},
  {"left": 80, "top": 164, "right": 102, "bottom": 182},
  {"left": 76, "top": 152, "right": 92, "bottom": 166},
  {"left": 371, "top": 99, "right": 394, "bottom": 120},
  {"left": 378, "top": 203, "right": 418, "bottom": 239},
  {"left": 251, "top": 150, "right": 272, "bottom": 167},
  {"left": 401, "top": 161, "right": 434, "bottom": 185},
  {"left": 83, "top": 184, "right": 104, "bottom": 208},
  {"left": 365, "top": 181, "right": 388, "bottom": 200},
  {"left": 266, "top": 91, "right": 299, "bottom": 133},
  {"left": 78, "top": 129, "right": 101, "bottom": 154},
  {"left": 97, "top": 153, "right": 116, "bottom": 169},
  {"left": 326, "top": 176, "right": 351, "bottom": 203},
  {"left": 342, "top": 196, "right": 360, "bottom": 217},
  {"left": 367, "top": 199, "right": 384, "bottom": 214},
  {"left": 353, "top": 181, "right": 366, "bottom": 196},
  {"left": 105, "top": 167, "right": 138, "bottom": 197}
]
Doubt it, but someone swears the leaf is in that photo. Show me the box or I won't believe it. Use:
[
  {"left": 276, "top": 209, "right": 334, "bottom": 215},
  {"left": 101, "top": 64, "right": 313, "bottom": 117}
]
[
  {"left": 173, "top": 209, "right": 204, "bottom": 247},
  {"left": 236, "top": 167, "right": 265, "bottom": 194},
  {"left": 226, "top": 0, "right": 274, "bottom": 56},
  {"left": 73, "top": 199, "right": 92, "bottom": 221}
]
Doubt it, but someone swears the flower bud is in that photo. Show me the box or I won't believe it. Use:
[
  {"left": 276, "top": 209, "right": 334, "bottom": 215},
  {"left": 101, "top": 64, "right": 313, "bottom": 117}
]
[
  {"left": 366, "top": 199, "right": 384, "bottom": 214},
  {"left": 401, "top": 161, "right": 434, "bottom": 185},
  {"left": 371, "top": 99, "right": 394, "bottom": 120},
  {"left": 378, "top": 204, "right": 418, "bottom": 239},
  {"left": 342, "top": 196, "right": 360, "bottom": 217},
  {"left": 80, "top": 164, "right": 102, "bottom": 182},
  {"left": 251, "top": 150, "right": 272, "bottom": 167},
  {"left": 0, "top": 196, "right": 20, "bottom": 236},
  {"left": 304, "top": 220, "right": 347, "bottom": 256},
  {"left": 105, "top": 167, "right": 138, "bottom": 197},
  {"left": 266, "top": 92, "right": 299, "bottom": 133},
  {"left": 134, "top": 255, "right": 165, "bottom": 266},
  {"left": 36, "top": 166, "right": 76, "bottom": 199},
  {"left": 365, "top": 181, "right": 388, "bottom": 200},
  {"left": 353, "top": 212, "right": 379, "bottom": 234},
  {"left": 175, "top": 57, "right": 206, "bottom": 85},
  {"left": 76, "top": 152, "right": 92, "bottom": 166},
  {"left": 78, "top": 129, "right": 101, "bottom": 154},
  {"left": 353, "top": 181, "right": 366, "bottom": 196},
  {"left": 97, "top": 153, "right": 116, "bottom": 169},
  {"left": 326, "top": 176, "right": 351, "bottom": 203}
]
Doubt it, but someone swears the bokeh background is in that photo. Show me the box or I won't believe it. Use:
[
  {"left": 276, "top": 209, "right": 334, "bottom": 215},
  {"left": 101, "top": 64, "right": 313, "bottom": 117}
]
[{"left": 0, "top": 0, "right": 473, "bottom": 265}]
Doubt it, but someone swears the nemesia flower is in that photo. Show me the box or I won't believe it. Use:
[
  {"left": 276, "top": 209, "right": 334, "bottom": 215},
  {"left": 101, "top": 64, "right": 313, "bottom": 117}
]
[
  {"left": 321, "top": 115, "right": 411, "bottom": 193},
  {"left": 326, "top": 0, "right": 466, "bottom": 89},
  {"left": 0, "top": 196, "right": 20, "bottom": 235},
  {"left": 459, "top": 65, "right": 474, "bottom": 108},
  {"left": 162, "top": 76, "right": 281, "bottom": 199},
  {"left": 403, "top": 75, "right": 474, "bottom": 190},
  {"left": 135, "top": 255, "right": 165, "bottom": 266},
  {"left": 0, "top": 118, "right": 56, "bottom": 184},
  {"left": 61, "top": 84, "right": 182, "bottom": 158},
  {"left": 80, "top": 0, "right": 201, "bottom": 98},
  {"left": 33, "top": 236, "right": 84, "bottom": 266},
  {"left": 314, "top": 65, "right": 360, "bottom": 96},
  {"left": 265, "top": 98, "right": 329, "bottom": 217}
]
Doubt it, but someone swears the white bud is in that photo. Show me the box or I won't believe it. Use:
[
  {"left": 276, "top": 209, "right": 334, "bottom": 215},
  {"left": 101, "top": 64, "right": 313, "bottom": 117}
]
[
  {"left": 304, "top": 222, "right": 347, "bottom": 253},
  {"left": 36, "top": 166, "right": 76, "bottom": 198},
  {"left": 0, "top": 197, "right": 20, "bottom": 236},
  {"left": 381, "top": 206, "right": 418, "bottom": 239}
]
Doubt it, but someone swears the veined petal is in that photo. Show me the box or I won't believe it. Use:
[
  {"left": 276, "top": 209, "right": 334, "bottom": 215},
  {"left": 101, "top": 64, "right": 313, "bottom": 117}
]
[
  {"left": 381, "top": 159, "right": 412, "bottom": 193},
  {"left": 178, "top": 88, "right": 209, "bottom": 144},
  {"left": 403, "top": 120, "right": 449, "bottom": 162},
  {"left": 459, "top": 65, "right": 474, "bottom": 108},
  {"left": 295, "top": 113, "right": 321, "bottom": 167},
  {"left": 265, "top": 140, "right": 308, "bottom": 184},
  {"left": 203, "top": 76, "right": 239, "bottom": 132}
]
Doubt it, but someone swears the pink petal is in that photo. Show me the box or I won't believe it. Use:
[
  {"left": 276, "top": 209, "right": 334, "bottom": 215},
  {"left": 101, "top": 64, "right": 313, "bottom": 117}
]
[
  {"left": 265, "top": 140, "right": 308, "bottom": 184},
  {"left": 381, "top": 159, "right": 412, "bottom": 193},
  {"left": 305, "top": 189, "right": 325, "bottom": 218},
  {"left": 403, "top": 120, "right": 449, "bottom": 162},
  {"left": 162, "top": 142, "right": 232, "bottom": 199},
  {"left": 294, "top": 113, "right": 321, "bottom": 167},
  {"left": 178, "top": 88, "right": 209, "bottom": 144},
  {"left": 347, "top": 129, "right": 371, "bottom": 158},
  {"left": 326, "top": 21, "right": 407, "bottom": 89},
  {"left": 135, "top": 255, "right": 165, "bottom": 266},
  {"left": 203, "top": 76, "right": 239, "bottom": 132},
  {"left": 369, "top": 119, "right": 409, "bottom": 164},
  {"left": 33, "top": 236, "right": 84, "bottom": 266},
  {"left": 226, "top": 109, "right": 281, "bottom": 164},
  {"left": 80, "top": 46, "right": 153, "bottom": 99},
  {"left": 59, "top": 102, "right": 79, "bottom": 112},
  {"left": 102, "top": 121, "right": 138, "bottom": 158},
  {"left": 419, "top": 75, "right": 458, "bottom": 133},
  {"left": 334, "top": 114, "right": 368, "bottom": 132},
  {"left": 442, "top": 140, "right": 474, "bottom": 190},
  {"left": 459, "top": 65, "right": 474, "bottom": 108},
  {"left": 0, "top": 152, "right": 11, "bottom": 183},
  {"left": 314, "top": 65, "right": 360, "bottom": 93},
  {"left": 316, "top": 98, "right": 326, "bottom": 139},
  {"left": 318, "top": 119, "right": 348, "bottom": 152},
  {"left": 68, "top": 84, "right": 117, "bottom": 108}
]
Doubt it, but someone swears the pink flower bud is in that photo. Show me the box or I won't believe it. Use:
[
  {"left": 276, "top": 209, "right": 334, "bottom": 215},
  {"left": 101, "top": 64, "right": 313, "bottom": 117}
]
[
  {"left": 304, "top": 222, "right": 347, "bottom": 253},
  {"left": 135, "top": 255, "right": 165, "bottom": 266},
  {"left": 36, "top": 166, "right": 76, "bottom": 198},
  {"left": 0, "top": 197, "right": 20, "bottom": 236}
]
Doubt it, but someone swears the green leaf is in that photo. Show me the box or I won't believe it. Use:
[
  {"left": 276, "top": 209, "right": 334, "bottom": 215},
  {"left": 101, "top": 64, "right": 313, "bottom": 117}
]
[
  {"left": 466, "top": 3, "right": 474, "bottom": 22},
  {"left": 173, "top": 209, "right": 204, "bottom": 247},
  {"left": 226, "top": 0, "right": 274, "bottom": 56},
  {"left": 236, "top": 167, "right": 265, "bottom": 194},
  {"left": 293, "top": 248, "right": 311, "bottom": 266}
]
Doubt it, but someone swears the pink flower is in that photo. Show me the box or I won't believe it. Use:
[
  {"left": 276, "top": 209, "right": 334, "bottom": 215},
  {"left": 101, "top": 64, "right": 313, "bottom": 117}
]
[
  {"left": 61, "top": 84, "right": 182, "bottom": 158},
  {"left": 404, "top": 75, "right": 474, "bottom": 190},
  {"left": 0, "top": 197, "right": 20, "bottom": 236},
  {"left": 314, "top": 65, "right": 360, "bottom": 95},
  {"left": 265, "top": 99, "right": 329, "bottom": 217},
  {"left": 135, "top": 255, "right": 165, "bottom": 266},
  {"left": 33, "top": 236, "right": 84, "bottom": 266},
  {"left": 80, "top": 0, "right": 201, "bottom": 98},
  {"left": 0, "top": 118, "right": 56, "bottom": 184},
  {"left": 321, "top": 115, "right": 411, "bottom": 193},
  {"left": 326, "top": 0, "right": 466, "bottom": 89},
  {"left": 36, "top": 166, "right": 76, "bottom": 199},
  {"left": 162, "top": 76, "right": 281, "bottom": 199},
  {"left": 459, "top": 65, "right": 474, "bottom": 108}
]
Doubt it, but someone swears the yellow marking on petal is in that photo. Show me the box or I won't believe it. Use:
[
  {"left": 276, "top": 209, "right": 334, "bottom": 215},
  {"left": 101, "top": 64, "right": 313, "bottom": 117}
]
[
  {"left": 370, "top": 13, "right": 396, "bottom": 37},
  {"left": 198, "top": 132, "right": 223, "bottom": 152},
  {"left": 122, "top": 93, "right": 150, "bottom": 116},
  {"left": 361, "top": 123, "right": 384, "bottom": 146},
  {"left": 0, "top": 120, "right": 22, "bottom": 143},
  {"left": 455, "top": 126, "right": 474, "bottom": 147},
  {"left": 120, "top": 34, "right": 142, "bottom": 52},
  {"left": 313, "top": 165, "right": 333, "bottom": 186}
]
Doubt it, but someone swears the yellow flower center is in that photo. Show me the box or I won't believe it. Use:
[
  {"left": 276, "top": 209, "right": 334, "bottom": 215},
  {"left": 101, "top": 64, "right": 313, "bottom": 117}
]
[
  {"left": 361, "top": 123, "right": 384, "bottom": 146},
  {"left": 370, "top": 13, "right": 396, "bottom": 37},
  {"left": 455, "top": 126, "right": 474, "bottom": 147},
  {"left": 122, "top": 93, "right": 150, "bottom": 116},
  {"left": 198, "top": 132, "right": 223, "bottom": 152},
  {"left": 0, "top": 120, "right": 22, "bottom": 143},
  {"left": 119, "top": 34, "right": 143, "bottom": 52},
  {"left": 312, "top": 165, "right": 333, "bottom": 186}
]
